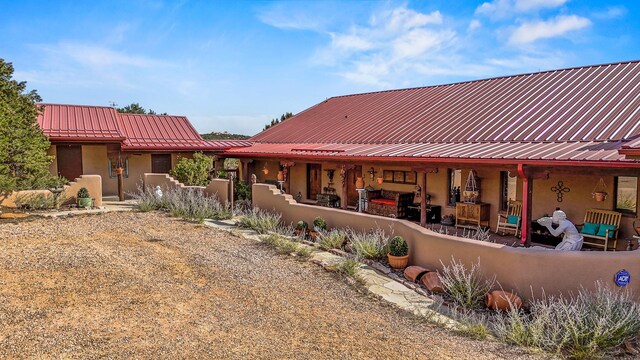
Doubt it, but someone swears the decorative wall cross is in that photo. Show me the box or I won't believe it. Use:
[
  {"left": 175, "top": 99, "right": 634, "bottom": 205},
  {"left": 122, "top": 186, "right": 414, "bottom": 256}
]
[{"left": 551, "top": 181, "right": 570, "bottom": 202}]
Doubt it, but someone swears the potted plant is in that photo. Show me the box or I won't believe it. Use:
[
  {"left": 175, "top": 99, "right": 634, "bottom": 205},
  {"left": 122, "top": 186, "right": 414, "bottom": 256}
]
[
  {"left": 593, "top": 191, "right": 608, "bottom": 202},
  {"left": 310, "top": 216, "right": 327, "bottom": 239},
  {"left": 77, "top": 187, "right": 92, "bottom": 208},
  {"left": 387, "top": 236, "right": 409, "bottom": 269},
  {"left": 294, "top": 220, "right": 308, "bottom": 237}
]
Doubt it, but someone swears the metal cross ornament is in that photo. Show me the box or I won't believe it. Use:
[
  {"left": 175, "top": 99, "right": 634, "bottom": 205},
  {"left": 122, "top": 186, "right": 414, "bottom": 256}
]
[{"left": 551, "top": 181, "right": 570, "bottom": 202}]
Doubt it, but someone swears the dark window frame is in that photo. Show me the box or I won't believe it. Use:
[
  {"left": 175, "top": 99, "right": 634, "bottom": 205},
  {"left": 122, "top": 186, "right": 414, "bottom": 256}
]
[{"left": 614, "top": 176, "right": 638, "bottom": 215}]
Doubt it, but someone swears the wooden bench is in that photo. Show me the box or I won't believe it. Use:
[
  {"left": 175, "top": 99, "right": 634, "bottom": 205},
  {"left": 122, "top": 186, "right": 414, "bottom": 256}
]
[{"left": 578, "top": 208, "right": 622, "bottom": 251}]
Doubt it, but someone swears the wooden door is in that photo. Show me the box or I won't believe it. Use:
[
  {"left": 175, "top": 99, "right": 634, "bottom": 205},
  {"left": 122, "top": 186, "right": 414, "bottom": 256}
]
[
  {"left": 151, "top": 154, "right": 172, "bottom": 173},
  {"left": 307, "top": 164, "right": 322, "bottom": 200},
  {"left": 56, "top": 145, "right": 83, "bottom": 181},
  {"left": 346, "top": 165, "right": 362, "bottom": 207}
]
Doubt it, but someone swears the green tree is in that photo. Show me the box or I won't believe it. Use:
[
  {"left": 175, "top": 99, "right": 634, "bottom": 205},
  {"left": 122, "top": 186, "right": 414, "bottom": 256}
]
[
  {"left": 169, "top": 152, "right": 213, "bottom": 186},
  {"left": 263, "top": 112, "right": 293, "bottom": 131},
  {"left": 116, "top": 102, "right": 167, "bottom": 115},
  {"left": 0, "top": 59, "right": 54, "bottom": 192}
]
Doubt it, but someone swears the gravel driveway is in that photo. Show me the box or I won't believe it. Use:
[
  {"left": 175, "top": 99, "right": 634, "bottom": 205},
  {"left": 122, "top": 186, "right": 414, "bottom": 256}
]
[{"left": 0, "top": 212, "right": 539, "bottom": 359}]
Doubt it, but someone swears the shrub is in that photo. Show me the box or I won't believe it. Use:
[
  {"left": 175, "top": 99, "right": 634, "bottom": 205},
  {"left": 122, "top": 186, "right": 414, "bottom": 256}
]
[
  {"left": 328, "top": 257, "right": 360, "bottom": 277},
  {"left": 318, "top": 229, "right": 347, "bottom": 251},
  {"left": 169, "top": 152, "right": 212, "bottom": 186},
  {"left": 77, "top": 187, "right": 90, "bottom": 198},
  {"left": 493, "top": 283, "right": 640, "bottom": 358},
  {"left": 452, "top": 309, "right": 490, "bottom": 340},
  {"left": 313, "top": 216, "right": 327, "bottom": 231},
  {"left": 14, "top": 192, "right": 58, "bottom": 210},
  {"left": 236, "top": 208, "right": 282, "bottom": 234},
  {"left": 347, "top": 227, "right": 390, "bottom": 260},
  {"left": 234, "top": 180, "right": 251, "bottom": 201},
  {"left": 130, "top": 186, "right": 230, "bottom": 222},
  {"left": 295, "top": 220, "right": 308, "bottom": 230},
  {"left": 439, "top": 257, "right": 495, "bottom": 310},
  {"left": 388, "top": 236, "right": 408, "bottom": 256},
  {"left": 261, "top": 233, "right": 314, "bottom": 259}
]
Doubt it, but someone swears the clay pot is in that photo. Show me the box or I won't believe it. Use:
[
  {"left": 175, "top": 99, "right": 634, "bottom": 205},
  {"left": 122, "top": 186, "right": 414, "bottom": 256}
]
[
  {"left": 421, "top": 272, "right": 444, "bottom": 293},
  {"left": 277, "top": 171, "right": 284, "bottom": 181},
  {"left": 403, "top": 265, "right": 429, "bottom": 282},
  {"left": 377, "top": 177, "right": 384, "bottom": 184},
  {"left": 486, "top": 290, "right": 523, "bottom": 311},
  {"left": 593, "top": 191, "right": 607, "bottom": 202},
  {"left": 293, "top": 229, "right": 303, "bottom": 237},
  {"left": 308, "top": 231, "right": 319, "bottom": 240},
  {"left": 355, "top": 177, "right": 365, "bottom": 189},
  {"left": 387, "top": 254, "right": 409, "bottom": 270}
]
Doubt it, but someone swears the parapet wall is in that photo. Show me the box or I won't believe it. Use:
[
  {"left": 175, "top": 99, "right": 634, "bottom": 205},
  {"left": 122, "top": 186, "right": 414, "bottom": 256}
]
[
  {"left": 253, "top": 183, "right": 640, "bottom": 301},
  {"left": 0, "top": 175, "right": 103, "bottom": 208},
  {"left": 143, "top": 173, "right": 230, "bottom": 206}
]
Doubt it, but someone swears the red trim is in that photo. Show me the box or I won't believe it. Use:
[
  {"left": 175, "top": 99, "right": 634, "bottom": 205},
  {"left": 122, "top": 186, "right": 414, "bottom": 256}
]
[{"left": 222, "top": 152, "right": 640, "bottom": 168}]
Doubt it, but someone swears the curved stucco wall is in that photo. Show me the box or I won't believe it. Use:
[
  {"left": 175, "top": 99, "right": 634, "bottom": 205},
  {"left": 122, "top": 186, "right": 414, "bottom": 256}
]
[
  {"left": 143, "top": 173, "right": 229, "bottom": 206},
  {"left": 253, "top": 183, "right": 640, "bottom": 301}
]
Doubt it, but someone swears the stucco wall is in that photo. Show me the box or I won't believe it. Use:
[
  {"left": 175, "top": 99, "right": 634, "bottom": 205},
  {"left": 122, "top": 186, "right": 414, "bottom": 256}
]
[
  {"left": 0, "top": 175, "right": 103, "bottom": 208},
  {"left": 143, "top": 173, "right": 230, "bottom": 205},
  {"left": 253, "top": 183, "right": 640, "bottom": 301}
]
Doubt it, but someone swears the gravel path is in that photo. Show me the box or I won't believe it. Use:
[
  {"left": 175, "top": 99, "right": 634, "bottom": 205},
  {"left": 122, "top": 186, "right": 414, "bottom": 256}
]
[{"left": 0, "top": 212, "right": 541, "bottom": 359}]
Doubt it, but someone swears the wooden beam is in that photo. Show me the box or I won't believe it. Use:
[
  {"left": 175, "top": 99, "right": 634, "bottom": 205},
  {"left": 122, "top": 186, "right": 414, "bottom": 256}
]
[
  {"left": 420, "top": 171, "right": 427, "bottom": 227},
  {"left": 518, "top": 164, "right": 533, "bottom": 246}
]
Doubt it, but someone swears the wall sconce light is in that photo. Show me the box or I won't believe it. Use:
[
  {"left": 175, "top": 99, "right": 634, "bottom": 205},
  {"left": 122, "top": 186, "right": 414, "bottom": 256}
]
[
  {"left": 262, "top": 162, "right": 269, "bottom": 175},
  {"left": 414, "top": 185, "right": 422, "bottom": 198},
  {"left": 368, "top": 167, "right": 377, "bottom": 181}
]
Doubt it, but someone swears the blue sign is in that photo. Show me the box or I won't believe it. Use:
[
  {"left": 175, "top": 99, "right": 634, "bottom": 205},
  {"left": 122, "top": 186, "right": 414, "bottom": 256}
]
[{"left": 615, "top": 269, "right": 631, "bottom": 287}]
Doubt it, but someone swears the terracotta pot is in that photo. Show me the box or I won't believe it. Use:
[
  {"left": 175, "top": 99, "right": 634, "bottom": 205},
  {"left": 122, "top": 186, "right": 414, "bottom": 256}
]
[
  {"left": 277, "top": 171, "right": 284, "bottom": 181},
  {"left": 355, "top": 177, "right": 365, "bottom": 189},
  {"left": 377, "top": 177, "right": 384, "bottom": 184},
  {"left": 403, "top": 265, "right": 429, "bottom": 282},
  {"left": 308, "top": 231, "right": 318, "bottom": 240},
  {"left": 293, "top": 229, "right": 303, "bottom": 237},
  {"left": 421, "top": 272, "right": 444, "bottom": 293},
  {"left": 486, "top": 290, "right": 523, "bottom": 311},
  {"left": 387, "top": 254, "right": 409, "bottom": 269},
  {"left": 593, "top": 191, "right": 607, "bottom": 202}
]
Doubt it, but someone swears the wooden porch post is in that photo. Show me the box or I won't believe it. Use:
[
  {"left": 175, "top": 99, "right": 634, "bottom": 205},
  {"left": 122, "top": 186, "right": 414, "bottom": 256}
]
[
  {"left": 518, "top": 164, "right": 533, "bottom": 246},
  {"left": 420, "top": 171, "right": 427, "bottom": 227},
  {"left": 240, "top": 160, "right": 248, "bottom": 183}
]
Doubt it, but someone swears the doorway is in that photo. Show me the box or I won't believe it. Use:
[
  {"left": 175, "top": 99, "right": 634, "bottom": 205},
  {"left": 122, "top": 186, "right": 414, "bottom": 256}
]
[
  {"left": 151, "top": 154, "right": 172, "bottom": 173},
  {"left": 307, "top": 164, "right": 322, "bottom": 201},
  {"left": 346, "top": 165, "right": 362, "bottom": 207},
  {"left": 56, "top": 145, "right": 83, "bottom": 181}
]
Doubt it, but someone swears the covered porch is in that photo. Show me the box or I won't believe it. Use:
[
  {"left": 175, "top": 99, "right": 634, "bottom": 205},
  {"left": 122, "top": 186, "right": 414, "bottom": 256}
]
[{"left": 232, "top": 156, "right": 640, "bottom": 251}]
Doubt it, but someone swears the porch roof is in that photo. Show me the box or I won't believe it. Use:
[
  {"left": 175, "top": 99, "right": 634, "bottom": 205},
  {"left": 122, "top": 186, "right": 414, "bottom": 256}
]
[{"left": 223, "top": 140, "right": 640, "bottom": 166}]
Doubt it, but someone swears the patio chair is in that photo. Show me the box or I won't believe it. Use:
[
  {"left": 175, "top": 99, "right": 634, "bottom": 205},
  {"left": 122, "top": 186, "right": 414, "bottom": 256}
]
[{"left": 496, "top": 200, "right": 522, "bottom": 236}]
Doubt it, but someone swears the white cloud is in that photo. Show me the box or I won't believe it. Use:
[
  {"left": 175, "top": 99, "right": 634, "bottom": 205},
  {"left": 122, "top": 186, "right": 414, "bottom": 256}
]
[
  {"left": 509, "top": 15, "right": 591, "bottom": 45},
  {"left": 40, "top": 42, "right": 168, "bottom": 69},
  {"left": 476, "top": 0, "right": 568, "bottom": 19},
  {"left": 392, "top": 28, "right": 454, "bottom": 60},
  {"left": 468, "top": 19, "right": 482, "bottom": 32},
  {"left": 332, "top": 34, "right": 374, "bottom": 51},
  {"left": 379, "top": 8, "right": 443, "bottom": 31},
  {"left": 592, "top": 6, "right": 627, "bottom": 20}
]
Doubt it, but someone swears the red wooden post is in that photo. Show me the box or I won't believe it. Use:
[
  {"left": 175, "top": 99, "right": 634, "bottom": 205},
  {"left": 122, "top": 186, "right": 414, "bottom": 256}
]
[
  {"left": 117, "top": 167, "right": 124, "bottom": 201},
  {"left": 420, "top": 171, "right": 427, "bottom": 227},
  {"left": 518, "top": 164, "right": 533, "bottom": 246}
]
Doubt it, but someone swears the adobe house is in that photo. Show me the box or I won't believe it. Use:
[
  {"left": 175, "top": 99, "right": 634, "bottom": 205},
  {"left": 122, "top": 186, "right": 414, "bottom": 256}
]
[
  {"left": 224, "top": 60, "right": 640, "bottom": 250},
  {"left": 37, "top": 103, "right": 250, "bottom": 196}
]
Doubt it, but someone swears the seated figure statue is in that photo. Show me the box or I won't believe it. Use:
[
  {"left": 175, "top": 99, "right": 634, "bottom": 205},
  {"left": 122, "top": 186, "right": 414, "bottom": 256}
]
[{"left": 536, "top": 210, "right": 583, "bottom": 251}]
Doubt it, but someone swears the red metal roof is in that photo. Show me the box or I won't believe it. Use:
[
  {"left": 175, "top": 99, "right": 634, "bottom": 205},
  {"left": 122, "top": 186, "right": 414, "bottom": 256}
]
[
  {"left": 118, "top": 114, "right": 216, "bottom": 151},
  {"left": 205, "top": 140, "right": 253, "bottom": 149},
  {"left": 230, "top": 60, "right": 640, "bottom": 165},
  {"left": 252, "top": 60, "right": 640, "bottom": 144},
  {"left": 37, "top": 104, "right": 125, "bottom": 142},
  {"left": 224, "top": 141, "right": 640, "bottom": 166}
]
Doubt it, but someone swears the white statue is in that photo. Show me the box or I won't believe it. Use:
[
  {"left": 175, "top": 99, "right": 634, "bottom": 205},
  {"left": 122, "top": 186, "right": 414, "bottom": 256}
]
[
  {"left": 154, "top": 185, "right": 163, "bottom": 198},
  {"left": 537, "top": 210, "right": 583, "bottom": 251}
]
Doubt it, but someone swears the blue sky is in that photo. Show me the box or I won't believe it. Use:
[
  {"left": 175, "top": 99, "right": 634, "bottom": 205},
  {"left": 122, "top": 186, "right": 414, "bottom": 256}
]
[{"left": 1, "top": 0, "right": 638, "bottom": 135}]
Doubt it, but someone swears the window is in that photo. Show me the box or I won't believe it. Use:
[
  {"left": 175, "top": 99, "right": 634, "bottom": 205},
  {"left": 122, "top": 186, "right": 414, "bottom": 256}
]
[
  {"left": 499, "top": 171, "right": 518, "bottom": 210},
  {"left": 447, "top": 169, "right": 461, "bottom": 206},
  {"left": 108, "top": 158, "right": 129, "bottom": 179},
  {"left": 615, "top": 176, "right": 637, "bottom": 214}
]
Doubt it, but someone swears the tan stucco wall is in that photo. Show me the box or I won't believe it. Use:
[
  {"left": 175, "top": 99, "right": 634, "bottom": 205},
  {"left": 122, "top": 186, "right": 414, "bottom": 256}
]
[
  {"left": 1, "top": 175, "right": 103, "bottom": 208},
  {"left": 47, "top": 145, "right": 57, "bottom": 175},
  {"left": 253, "top": 183, "right": 640, "bottom": 301},
  {"left": 143, "top": 173, "right": 230, "bottom": 205}
]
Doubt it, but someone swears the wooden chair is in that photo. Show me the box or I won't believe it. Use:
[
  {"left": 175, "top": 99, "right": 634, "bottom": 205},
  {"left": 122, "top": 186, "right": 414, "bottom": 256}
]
[
  {"left": 578, "top": 209, "right": 622, "bottom": 251},
  {"left": 496, "top": 200, "right": 522, "bottom": 236}
]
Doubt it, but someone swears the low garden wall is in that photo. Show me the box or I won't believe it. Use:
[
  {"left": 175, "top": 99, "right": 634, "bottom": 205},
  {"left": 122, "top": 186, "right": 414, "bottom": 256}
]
[
  {"left": 0, "top": 175, "right": 103, "bottom": 208},
  {"left": 143, "top": 174, "right": 230, "bottom": 206},
  {"left": 253, "top": 183, "right": 640, "bottom": 301}
]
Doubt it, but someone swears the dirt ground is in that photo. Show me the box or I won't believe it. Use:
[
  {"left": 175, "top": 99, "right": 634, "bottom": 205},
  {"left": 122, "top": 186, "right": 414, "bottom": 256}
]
[{"left": 0, "top": 212, "right": 540, "bottom": 359}]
